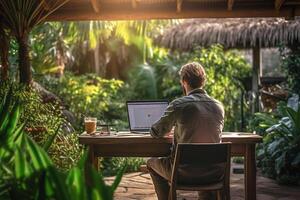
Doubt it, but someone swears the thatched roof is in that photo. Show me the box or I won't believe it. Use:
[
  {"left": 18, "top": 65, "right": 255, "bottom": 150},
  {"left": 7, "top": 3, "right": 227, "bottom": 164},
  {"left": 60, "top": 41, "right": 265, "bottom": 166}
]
[{"left": 157, "top": 18, "right": 300, "bottom": 51}]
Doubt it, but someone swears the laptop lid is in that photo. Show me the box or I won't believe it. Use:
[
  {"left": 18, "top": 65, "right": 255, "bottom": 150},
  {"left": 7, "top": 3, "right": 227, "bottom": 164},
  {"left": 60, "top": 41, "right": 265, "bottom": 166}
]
[{"left": 126, "top": 100, "right": 169, "bottom": 132}]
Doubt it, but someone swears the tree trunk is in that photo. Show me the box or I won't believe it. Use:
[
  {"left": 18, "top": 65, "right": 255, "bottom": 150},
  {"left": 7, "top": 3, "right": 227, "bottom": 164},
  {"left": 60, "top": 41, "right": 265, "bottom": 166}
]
[
  {"left": 0, "top": 37, "right": 9, "bottom": 81},
  {"left": 17, "top": 35, "right": 32, "bottom": 85},
  {"left": 94, "top": 41, "right": 100, "bottom": 75},
  {"left": 55, "top": 35, "right": 66, "bottom": 77},
  {"left": 0, "top": 27, "right": 9, "bottom": 81}
]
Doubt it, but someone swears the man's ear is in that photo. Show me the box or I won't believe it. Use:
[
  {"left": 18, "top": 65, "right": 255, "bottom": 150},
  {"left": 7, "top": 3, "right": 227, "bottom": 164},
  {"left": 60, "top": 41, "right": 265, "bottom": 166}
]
[{"left": 181, "top": 80, "right": 188, "bottom": 88}]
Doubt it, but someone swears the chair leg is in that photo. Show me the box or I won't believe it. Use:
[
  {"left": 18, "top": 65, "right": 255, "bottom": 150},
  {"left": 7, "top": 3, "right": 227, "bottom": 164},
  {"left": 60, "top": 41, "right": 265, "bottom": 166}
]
[
  {"left": 225, "top": 188, "right": 230, "bottom": 200},
  {"left": 217, "top": 190, "right": 222, "bottom": 200},
  {"left": 168, "top": 187, "right": 176, "bottom": 200}
]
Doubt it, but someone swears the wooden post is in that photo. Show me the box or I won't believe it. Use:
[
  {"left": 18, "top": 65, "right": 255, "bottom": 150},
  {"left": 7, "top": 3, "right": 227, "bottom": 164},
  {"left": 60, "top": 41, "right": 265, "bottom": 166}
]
[{"left": 252, "top": 46, "right": 261, "bottom": 113}]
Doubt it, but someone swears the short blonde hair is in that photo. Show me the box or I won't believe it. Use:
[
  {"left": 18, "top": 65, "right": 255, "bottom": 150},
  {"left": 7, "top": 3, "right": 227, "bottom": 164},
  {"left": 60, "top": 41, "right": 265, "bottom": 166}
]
[{"left": 179, "top": 62, "right": 206, "bottom": 89}]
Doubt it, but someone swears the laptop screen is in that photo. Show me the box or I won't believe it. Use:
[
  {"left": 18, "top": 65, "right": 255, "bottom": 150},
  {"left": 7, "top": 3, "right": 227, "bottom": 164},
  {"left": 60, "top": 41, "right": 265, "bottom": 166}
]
[{"left": 127, "top": 101, "right": 169, "bottom": 131}]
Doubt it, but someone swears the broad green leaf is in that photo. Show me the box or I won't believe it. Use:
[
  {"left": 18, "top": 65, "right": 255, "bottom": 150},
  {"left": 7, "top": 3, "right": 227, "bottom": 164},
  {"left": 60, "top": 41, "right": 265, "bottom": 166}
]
[
  {"left": 267, "top": 138, "right": 285, "bottom": 154},
  {"left": 66, "top": 167, "right": 86, "bottom": 200},
  {"left": 89, "top": 165, "right": 110, "bottom": 200},
  {"left": 291, "top": 152, "right": 300, "bottom": 166},
  {"left": 111, "top": 165, "right": 126, "bottom": 192},
  {"left": 5, "top": 104, "right": 21, "bottom": 141},
  {"left": 286, "top": 107, "right": 300, "bottom": 131},
  {"left": 77, "top": 150, "right": 88, "bottom": 169},
  {"left": 43, "top": 124, "right": 60, "bottom": 152},
  {"left": 0, "top": 87, "right": 12, "bottom": 125},
  {"left": 14, "top": 147, "right": 26, "bottom": 179},
  {"left": 45, "top": 173, "right": 55, "bottom": 197},
  {"left": 7, "top": 123, "right": 25, "bottom": 147},
  {"left": 275, "top": 153, "right": 286, "bottom": 175},
  {"left": 26, "top": 136, "right": 52, "bottom": 170},
  {"left": 91, "top": 188, "right": 102, "bottom": 200},
  {"left": 46, "top": 167, "right": 70, "bottom": 200}
]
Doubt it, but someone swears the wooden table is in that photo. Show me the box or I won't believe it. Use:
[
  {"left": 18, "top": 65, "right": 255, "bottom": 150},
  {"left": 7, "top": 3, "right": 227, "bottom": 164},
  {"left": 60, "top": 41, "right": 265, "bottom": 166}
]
[{"left": 79, "top": 132, "right": 262, "bottom": 200}]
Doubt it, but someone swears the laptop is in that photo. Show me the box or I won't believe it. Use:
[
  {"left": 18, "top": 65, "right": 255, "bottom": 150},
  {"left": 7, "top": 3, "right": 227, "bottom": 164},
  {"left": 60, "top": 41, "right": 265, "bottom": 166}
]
[{"left": 126, "top": 100, "right": 169, "bottom": 134}]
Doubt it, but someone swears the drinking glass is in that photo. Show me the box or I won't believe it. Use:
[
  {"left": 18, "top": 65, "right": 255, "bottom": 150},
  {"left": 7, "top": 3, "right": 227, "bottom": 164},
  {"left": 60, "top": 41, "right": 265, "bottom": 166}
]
[{"left": 84, "top": 117, "right": 97, "bottom": 135}]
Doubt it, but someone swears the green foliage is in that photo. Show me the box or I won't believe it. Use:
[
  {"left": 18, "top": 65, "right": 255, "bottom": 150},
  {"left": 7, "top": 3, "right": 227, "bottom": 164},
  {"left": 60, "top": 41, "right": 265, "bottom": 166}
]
[
  {"left": 281, "top": 46, "right": 300, "bottom": 95},
  {"left": 147, "top": 45, "right": 251, "bottom": 131},
  {"left": 0, "top": 88, "right": 125, "bottom": 199},
  {"left": 255, "top": 102, "right": 300, "bottom": 185},
  {"left": 127, "top": 63, "right": 158, "bottom": 100},
  {"left": 101, "top": 157, "right": 145, "bottom": 177},
  {"left": 0, "top": 81, "right": 81, "bottom": 171},
  {"left": 248, "top": 101, "right": 287, "bottom": 136},
  {"left": 38, "top": 73, "right": 126, "bottom": 131},
  {"left": 38, "top": 74, "right": 149, "bottom": 176}
]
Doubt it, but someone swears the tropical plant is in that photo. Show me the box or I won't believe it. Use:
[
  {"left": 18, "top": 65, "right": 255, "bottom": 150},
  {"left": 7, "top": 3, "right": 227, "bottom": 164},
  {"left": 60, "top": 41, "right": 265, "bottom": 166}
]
[
  {"left": 256, "top": 102, "right": 300, "bottom": 185},
  {"left": 0, "top": 88, "right": 125, "bottom": 199},
  {"left": 127, "top": 63, "right": 158, "bottom": 100},
  {"left": 0, "top": 0, "right": 69, "bottom": 84},
  {"left": 248, "top": 101, "right": 287, "bottom": 136},
  {"left": 0, "top": 81, "right": 82, "bottom": 171}
]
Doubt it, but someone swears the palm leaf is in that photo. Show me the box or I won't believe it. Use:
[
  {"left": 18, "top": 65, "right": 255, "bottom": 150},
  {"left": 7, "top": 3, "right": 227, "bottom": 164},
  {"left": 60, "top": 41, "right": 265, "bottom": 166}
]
[
  {"left": 286, "top": 106, "right": 300, "bottom": 137},
  {"left": 0, "top": 87, "right": 13, "bottom": 134},
  {"left": 110, "top": 165, "right": 126, "bottom": 192},
  {"left": 25, "top": 136, "right": 52, "bottom": 170},
  {"left": 43, "top": 123, "right": 60, "bottom": 152},
  {"left": 14, "top": 146, "right": 32, "bottom": 179}
]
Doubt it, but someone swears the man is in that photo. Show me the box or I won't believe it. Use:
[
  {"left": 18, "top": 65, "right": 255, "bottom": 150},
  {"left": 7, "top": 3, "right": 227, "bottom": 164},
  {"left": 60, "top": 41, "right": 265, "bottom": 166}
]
[{"left": 147, "top": 62, "right": 225, "bottom": 200}]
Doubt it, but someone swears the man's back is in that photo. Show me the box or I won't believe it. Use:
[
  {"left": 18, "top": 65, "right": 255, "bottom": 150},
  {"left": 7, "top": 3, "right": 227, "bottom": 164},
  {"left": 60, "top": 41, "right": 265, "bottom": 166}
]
[{"left": 172, "top": 88, "right": 224, "bottom": 145}]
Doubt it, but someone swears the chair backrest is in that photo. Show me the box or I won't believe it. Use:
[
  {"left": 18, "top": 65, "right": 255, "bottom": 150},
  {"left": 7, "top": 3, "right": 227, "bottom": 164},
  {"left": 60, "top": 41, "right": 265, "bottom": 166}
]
[
  {"left": 170, "top": 142, "right": 231, "bottom": 187},
  {"left": 176, "top": 143, "right": 230, "bottom": 166}
]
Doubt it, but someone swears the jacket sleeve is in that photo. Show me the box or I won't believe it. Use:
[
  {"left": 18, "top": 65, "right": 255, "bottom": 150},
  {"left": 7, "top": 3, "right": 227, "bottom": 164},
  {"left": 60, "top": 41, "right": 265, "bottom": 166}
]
[{"left": 150, "top": 102, "right": 176, "bottom": 138}]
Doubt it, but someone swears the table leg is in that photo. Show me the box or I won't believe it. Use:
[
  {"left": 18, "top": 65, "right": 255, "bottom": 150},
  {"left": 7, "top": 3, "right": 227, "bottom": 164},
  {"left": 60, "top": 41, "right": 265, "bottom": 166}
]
[
  {"left": 88, "top": 145, "right": 98, "bottom": 170},
  {"left": 245, "top": 144, "right": 256, "bottom": 200}
]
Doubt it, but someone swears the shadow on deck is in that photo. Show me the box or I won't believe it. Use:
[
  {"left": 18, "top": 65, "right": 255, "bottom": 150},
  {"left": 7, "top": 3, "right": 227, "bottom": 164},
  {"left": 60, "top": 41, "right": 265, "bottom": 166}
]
[{"left": 105, "top": 171, "right": 300, "bottom": 200}]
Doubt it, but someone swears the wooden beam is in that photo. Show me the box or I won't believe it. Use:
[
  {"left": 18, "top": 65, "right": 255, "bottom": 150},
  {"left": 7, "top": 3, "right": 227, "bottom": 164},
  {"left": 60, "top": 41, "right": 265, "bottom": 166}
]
[
  {"left": 90, "top": 0, "right": 100, "bottom": 13},
  {"left": 47, "top": 7, "right": 297, "bottom": 21},
  {"left": 177, "top": 0, "right": 183, "bottom": 13},
  {"left": 228, "top": 0, "right": 234, "bottom": 11},
  {"left": 132, "top": 0, "right": 137, "bottom": 9},
  {"left": 275, "top": 0, "right": 286, "bottom": 11}
]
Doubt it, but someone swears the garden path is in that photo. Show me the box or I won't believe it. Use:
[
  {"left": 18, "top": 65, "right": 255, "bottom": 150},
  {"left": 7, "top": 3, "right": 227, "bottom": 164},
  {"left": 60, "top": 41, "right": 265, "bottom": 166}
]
[{"left": 105, "top": 170, "right": 300, "bottom": 200}]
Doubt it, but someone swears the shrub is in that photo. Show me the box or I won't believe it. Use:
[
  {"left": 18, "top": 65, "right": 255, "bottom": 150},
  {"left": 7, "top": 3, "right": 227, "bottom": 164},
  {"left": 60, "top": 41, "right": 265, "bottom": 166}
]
[
  {"left": 0, "top": 81, "right": 82, "bottom": 171},
  {"left": 38, "top": 73, "right": 127, "bottom": 131},
  {"left": 255, "top": 101, "right": 300, "bottom": 185}
]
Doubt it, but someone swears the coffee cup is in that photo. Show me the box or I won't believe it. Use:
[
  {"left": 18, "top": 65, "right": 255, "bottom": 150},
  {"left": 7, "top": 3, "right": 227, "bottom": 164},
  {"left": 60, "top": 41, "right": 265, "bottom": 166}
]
[{"left": 84, "top": 117, "right": 97, "bottom": 135}]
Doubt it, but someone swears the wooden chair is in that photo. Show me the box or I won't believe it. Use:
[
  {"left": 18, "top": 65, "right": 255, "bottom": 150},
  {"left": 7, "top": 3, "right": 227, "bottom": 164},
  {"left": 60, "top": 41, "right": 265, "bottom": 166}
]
[{"left": 169, "top": 143, "right": 231, "bottom": 200}]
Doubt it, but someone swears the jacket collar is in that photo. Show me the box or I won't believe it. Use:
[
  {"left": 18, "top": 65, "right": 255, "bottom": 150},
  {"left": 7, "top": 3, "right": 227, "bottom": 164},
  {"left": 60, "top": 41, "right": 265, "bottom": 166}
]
[{"left": 188, "top": 88, "right": 207, "bottom": 96}]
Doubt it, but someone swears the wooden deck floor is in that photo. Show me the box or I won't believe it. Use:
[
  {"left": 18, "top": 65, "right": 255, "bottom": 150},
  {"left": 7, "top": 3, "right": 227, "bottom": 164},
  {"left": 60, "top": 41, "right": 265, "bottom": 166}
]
[{"left": 105, "top": 171, "right": 300, "bottom": 200}]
